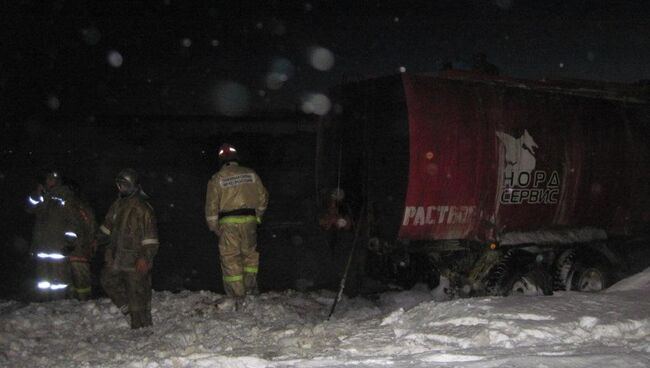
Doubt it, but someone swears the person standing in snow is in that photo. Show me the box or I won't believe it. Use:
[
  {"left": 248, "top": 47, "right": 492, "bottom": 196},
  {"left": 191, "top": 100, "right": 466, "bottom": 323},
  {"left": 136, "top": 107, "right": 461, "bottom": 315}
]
[
  {"left": 25, "top": 170, "right": 97, "bottom": 301},
  {"left": 65, "top": 184, "right": 98, "bottom": 301},
  {"left": 99, "top": 168, "right": 159, "bottom": 329},
  {"left": 205, "top": 143, "right": 269, "bottom": 306},
  {"left": 318, "top": 188, "right": 353, "bottom": 254}
]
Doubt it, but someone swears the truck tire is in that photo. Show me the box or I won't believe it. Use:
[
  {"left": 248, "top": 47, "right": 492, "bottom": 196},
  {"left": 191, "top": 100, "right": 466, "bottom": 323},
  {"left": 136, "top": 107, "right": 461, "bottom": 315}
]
[
  {"left": 504, "top": 267, "right": 553, "bottom": 296},
  {"left": 487, "top": 250, "right": 553, "bottom": 297},
  {"left": 570, "top": 259, "right": 611, "bottom": 292},
  {"left": 553, "top": 249, "right": 576, "bottom": 291}
]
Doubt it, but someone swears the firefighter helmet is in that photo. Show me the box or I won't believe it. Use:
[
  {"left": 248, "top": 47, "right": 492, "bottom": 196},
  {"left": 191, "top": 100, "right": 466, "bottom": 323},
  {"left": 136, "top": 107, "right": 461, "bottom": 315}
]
[
  {"left": 43, "top": 170, "right": 63, "bottom": 189},
  {"left": 115, "top": 168, "right": 139, "bottom": 195},
  {"left": 218, "top": 143, "right": 239, "bottom": 163},
  {"left": 45, "top": 170, "right": 61, "bottom": 181}
]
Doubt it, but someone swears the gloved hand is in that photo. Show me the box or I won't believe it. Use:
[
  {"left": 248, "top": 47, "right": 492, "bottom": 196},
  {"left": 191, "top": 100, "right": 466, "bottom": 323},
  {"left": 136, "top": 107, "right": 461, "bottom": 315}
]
[{"left": 135, "top": 258, "right": 151, "bottom": 274}]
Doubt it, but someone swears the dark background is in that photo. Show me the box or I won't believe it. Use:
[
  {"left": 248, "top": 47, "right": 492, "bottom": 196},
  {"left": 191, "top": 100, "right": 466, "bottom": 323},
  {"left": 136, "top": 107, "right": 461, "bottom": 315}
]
[
  {"left": 2, "top": 0, "right": 649, "bottom": 299},
  {"left": 2, "top": 1, "right": 649, "bottom": 118}
]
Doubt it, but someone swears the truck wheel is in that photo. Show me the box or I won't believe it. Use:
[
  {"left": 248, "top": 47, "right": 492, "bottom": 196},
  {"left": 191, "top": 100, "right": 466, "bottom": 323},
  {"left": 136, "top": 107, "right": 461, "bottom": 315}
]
[
  {"left": 553, "top": 249, "right": 576, "bottom": 291},
  {"left": 570, "top": 260, "right": 610, "bottom": 292},
  {"left": 487, "top": 250, "right": 553, "bottom": 297},
  {"left": 505, "top": 267, "right": 552, "bottom": 297}
]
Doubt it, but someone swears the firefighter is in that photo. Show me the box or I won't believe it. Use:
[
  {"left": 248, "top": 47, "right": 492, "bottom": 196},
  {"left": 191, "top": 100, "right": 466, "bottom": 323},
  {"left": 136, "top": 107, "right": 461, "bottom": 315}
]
[
  {"left": 66, "top": 186, "right": 97, "bottom": 301},
  {"left": 25, "top": 171, "right": 96, "bottom": 301},
  {"left": 99, "top": 168, "right": 159, "bottom": 329},
  {"left": 205, "top": 143, "right": 269, "bottom": 306},
  {"left": 318, "top": 188, "right": 353, "bottom": 254}
]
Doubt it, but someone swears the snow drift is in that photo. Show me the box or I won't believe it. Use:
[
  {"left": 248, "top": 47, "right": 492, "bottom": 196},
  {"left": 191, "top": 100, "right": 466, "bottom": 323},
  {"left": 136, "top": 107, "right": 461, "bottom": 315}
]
[{"left": 2, "top": 268, "right": 650, "bottom": 367}]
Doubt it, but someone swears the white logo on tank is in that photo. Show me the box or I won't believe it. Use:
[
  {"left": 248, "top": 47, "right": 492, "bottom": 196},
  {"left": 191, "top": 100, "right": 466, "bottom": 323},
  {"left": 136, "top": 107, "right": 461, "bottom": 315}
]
[{"left": 495, "top": 129, "right": 538, "bottom": 185}]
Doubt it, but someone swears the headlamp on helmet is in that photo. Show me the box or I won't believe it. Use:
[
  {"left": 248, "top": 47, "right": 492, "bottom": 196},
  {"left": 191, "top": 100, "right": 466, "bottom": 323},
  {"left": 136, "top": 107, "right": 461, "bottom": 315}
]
[
  {"left": 218, "top": 143, "right": 239, "bottom": 163},
  {"left": 43, "top": 170, "right": 63, "bottom": 190}
]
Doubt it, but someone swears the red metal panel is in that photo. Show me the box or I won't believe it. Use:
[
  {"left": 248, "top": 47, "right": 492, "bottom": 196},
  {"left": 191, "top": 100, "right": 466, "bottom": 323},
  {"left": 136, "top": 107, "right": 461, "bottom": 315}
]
[
  {"left": 398, "top": 74, "right": 641, "bottom": 242},
  {"left": 399, "top": 74, "right": 492, "bottom": 240},
  {"left": 489, "top": 87, "right": 578, "bottom": 235}
]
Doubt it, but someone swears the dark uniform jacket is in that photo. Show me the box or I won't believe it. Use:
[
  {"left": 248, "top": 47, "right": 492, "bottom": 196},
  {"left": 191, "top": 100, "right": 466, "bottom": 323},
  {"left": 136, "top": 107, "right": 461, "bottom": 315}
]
[
  {"left": 100, "top": 193, "right": 159, "bottom": 272},
  {"left": 27, "top": 185, "right": 91, "bottom": 255}
]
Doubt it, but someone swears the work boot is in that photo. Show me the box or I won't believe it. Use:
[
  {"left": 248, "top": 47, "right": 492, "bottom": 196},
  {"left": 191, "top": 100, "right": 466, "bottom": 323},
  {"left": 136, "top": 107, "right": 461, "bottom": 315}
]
[
  {"left": 234, "top": 296, "right": 246, "bottom": 311},
  {"left": 245, "top": 287, "right": 260, "bottom": 296},
  {"left": 214, "top": 297, "right": 237, "bottom": 312},
  {"left": 130, "top": 310, "right": 152, "bottom": 329}
]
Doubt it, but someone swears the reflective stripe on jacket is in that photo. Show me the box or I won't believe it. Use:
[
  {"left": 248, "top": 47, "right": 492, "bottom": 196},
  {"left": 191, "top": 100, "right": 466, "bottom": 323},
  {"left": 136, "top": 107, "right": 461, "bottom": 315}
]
[
  {"left": 27, "top": 185, "right": 90, "bottom": 254},
  {"left": 205, "top": 162, "right": 269, "bottom": 232}
]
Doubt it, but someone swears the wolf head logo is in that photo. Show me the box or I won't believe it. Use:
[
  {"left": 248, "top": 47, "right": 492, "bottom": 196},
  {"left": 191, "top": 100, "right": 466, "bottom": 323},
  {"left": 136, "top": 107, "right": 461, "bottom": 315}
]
[{"left": 496, "top": 129, "right": 538, "bottom": 185}]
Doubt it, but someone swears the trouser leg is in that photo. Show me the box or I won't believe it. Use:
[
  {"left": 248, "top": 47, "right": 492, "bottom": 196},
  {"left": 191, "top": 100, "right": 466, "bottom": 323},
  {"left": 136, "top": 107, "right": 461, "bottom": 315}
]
[
  {"left": 54, "top": 260, "right": 73, "bottom": 299},
  {"left": 70, "top": 260, "right": 92, "bottom": 301},
  {"left": 218, "top": 224, "right": 245, "bottom": 298},
  {"left": 100, "top": 267, "right": 128, "bottom": 309},
  {"left": 241, "top": 222, "right": 260, "bottom": 295},
  {"left": 34, "top": 259, "right": 72, "bottom": 300},
  {"left": 34, "top": 260, "right": 50, "bottom": 301},
  {"left": 126, "top": 271, "right": 153, "bottom": 329}
]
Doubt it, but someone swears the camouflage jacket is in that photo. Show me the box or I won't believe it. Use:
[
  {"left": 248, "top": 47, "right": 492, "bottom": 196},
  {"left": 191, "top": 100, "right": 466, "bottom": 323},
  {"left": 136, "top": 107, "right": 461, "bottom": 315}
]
[
  {"left": 100, "top": 193, "right": 159, "bottom": 272},
  {"left": 205, "top": 162, "right": 269, "bottom": 231}
]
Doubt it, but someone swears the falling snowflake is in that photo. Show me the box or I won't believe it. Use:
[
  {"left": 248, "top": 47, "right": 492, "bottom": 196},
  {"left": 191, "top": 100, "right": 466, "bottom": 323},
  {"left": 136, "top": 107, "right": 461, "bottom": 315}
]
[
  {"left": 107, "top": 50, "right": 123, "bottom": 67},
  {"left": 587, "top": 51, "right": 596, "bottom": 61},
  {"left": 211, "top": 81, "right": 251, "bottom": 117},
  {"left": 308, "top": 47, "right": 335, "bottom": 71},
  {"left": 301, "top": 93, "right": 331, "bottom": 116},
  {"left": 266, "top": 73, "right": 288, "bottom": 90},
  {"left": 46, "top": 95, "right": 61, "bottom": 110}
]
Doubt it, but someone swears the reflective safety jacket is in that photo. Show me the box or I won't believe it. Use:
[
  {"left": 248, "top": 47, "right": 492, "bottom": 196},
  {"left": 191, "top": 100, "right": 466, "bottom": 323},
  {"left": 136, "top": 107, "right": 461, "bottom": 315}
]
[
  {"left": 205, "top": 162, "right": 269, "bottom": 231},
  {"left": 26, "top": 185, "right": 89, "bottom": 255},
  {"left": 100, "top": 193, "right": 159, "bottom": 272}
]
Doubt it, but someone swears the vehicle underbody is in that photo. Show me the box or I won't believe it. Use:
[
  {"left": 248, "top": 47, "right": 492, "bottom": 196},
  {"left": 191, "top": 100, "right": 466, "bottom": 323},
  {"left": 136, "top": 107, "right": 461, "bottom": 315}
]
[{"left": 364, "top": 232, "right": 645, "bottom": 298}]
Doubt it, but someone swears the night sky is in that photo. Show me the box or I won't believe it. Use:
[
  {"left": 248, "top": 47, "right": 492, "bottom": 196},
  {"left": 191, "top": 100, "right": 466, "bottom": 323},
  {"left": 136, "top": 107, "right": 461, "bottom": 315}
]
[{"left": 2, "top": 0, "right": 649, "bottom": 119}]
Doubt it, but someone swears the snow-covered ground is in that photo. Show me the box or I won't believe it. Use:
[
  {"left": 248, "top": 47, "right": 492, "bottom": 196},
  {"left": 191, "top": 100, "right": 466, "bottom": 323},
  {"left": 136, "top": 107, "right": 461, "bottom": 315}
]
[{"left": 2, "top": 269, "right": 650, "bottom": 368}]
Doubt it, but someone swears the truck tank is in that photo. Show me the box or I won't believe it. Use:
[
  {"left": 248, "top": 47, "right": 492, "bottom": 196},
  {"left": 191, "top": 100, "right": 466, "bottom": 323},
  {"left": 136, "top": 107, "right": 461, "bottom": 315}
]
[{"left": 318, "top": 72, "right": 650, "bottom": 296}]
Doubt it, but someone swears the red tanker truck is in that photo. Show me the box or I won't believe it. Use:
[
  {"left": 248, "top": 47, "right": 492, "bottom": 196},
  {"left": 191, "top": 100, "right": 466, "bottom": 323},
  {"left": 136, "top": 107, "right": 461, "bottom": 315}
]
[{"left": 317, "top": 71, "right": 650, "bottom": 297}]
